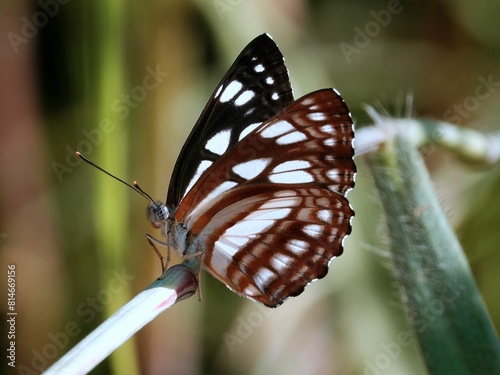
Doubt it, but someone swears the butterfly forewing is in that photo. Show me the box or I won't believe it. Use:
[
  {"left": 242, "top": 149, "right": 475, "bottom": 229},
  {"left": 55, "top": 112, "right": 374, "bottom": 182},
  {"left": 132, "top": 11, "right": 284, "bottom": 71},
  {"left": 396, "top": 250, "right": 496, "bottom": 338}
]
[
  {"left": 174, "top": 89, "right": 355, "bottom": 307},
  {"left": 166, "top": 34, "right": 294, "bottom": 208}
]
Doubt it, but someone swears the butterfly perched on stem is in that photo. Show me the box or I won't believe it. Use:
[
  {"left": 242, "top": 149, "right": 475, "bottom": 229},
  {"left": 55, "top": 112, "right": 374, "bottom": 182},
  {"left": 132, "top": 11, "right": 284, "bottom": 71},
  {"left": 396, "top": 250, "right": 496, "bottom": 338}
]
[{"left": 147, "top": 34, "right": 356, "bottom": 307}]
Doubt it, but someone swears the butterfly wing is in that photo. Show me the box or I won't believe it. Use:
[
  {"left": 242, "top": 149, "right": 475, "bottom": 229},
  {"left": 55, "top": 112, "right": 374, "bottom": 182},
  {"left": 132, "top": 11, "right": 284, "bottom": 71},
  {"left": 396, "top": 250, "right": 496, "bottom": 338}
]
[
  {"left": 176, "top": 89, "right": 356, "bottom": 307},
  {"left": 166, "top": 34, "right": 294, "bottom": 208}
]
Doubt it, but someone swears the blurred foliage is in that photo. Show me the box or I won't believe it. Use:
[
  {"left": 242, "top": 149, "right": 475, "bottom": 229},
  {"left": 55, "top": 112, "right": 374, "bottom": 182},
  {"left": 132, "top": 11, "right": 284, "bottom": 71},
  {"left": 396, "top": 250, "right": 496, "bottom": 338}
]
[{"left": 1, "top": 0, "right": 499, "bottom": 374}]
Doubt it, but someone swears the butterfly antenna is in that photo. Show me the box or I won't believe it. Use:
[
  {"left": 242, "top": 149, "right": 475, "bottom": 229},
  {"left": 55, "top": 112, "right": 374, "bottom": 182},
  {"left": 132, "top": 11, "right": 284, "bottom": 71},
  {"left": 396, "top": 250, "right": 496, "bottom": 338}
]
[
  {"left": 133, "top": 182, "right": 157, "bottom": 204},
  {"left": 76, "top": 152, "right": 155, "bottom": 204}
]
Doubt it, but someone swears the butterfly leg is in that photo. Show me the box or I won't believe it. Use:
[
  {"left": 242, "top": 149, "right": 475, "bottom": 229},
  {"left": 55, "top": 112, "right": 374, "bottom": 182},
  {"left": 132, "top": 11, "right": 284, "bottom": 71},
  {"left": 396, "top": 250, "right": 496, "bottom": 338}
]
[{"left": 146, "top": 234, "right": 170, "bottom": 273}]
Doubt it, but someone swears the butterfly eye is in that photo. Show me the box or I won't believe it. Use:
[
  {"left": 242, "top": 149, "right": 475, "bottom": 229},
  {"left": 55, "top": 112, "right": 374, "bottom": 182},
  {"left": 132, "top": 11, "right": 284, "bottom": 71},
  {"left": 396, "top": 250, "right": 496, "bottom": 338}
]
[{"left": 147, "top": 202, "right": 169, "bottom": 228}]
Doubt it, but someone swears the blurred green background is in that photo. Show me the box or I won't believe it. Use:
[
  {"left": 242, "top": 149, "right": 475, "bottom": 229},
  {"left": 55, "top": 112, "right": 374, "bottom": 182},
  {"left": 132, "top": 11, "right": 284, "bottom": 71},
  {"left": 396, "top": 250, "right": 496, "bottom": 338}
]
[{"left": 1, "top": 0, "right": 499, "bottom": 374}]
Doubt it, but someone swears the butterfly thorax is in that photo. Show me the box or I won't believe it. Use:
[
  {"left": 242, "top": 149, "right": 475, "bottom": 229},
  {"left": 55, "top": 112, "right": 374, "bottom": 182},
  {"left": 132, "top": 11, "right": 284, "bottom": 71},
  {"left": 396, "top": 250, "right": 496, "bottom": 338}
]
[
  {"left": 147, "top": 201, "right": 198, "bottom": 259},
  {"left": 169, "top": 220, "right": 199, "bottom": 258}
]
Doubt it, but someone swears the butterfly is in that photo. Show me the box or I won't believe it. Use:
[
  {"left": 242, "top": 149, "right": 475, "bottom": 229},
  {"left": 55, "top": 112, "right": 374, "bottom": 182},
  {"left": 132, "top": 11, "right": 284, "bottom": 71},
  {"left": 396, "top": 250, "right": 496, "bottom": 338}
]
[{"left": 147, "top": 34, "right": 356, "bottom": 307}]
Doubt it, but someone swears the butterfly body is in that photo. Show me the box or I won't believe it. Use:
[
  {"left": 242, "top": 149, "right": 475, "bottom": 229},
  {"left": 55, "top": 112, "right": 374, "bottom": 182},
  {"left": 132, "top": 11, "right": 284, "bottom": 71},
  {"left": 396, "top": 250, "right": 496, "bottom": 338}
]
[{"left": 149, "top": 34, "right": 356, "bottom": 307}]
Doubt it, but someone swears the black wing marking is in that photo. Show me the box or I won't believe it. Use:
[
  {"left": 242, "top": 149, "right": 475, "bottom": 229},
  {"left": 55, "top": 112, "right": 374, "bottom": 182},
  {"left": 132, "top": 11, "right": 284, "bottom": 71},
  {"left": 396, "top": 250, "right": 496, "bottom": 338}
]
[{"left": 166, "top": 34, "right": 294, "bottom": 209}]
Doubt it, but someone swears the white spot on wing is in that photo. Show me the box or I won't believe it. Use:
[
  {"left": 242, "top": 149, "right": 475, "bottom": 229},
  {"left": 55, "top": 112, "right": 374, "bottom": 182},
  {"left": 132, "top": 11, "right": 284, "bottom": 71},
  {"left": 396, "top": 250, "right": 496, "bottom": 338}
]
[
  {"left": 317, "top": 209, "right": 332, "bottom": 223},
  {"left": 324, "top": 138, "right": 335, "bottom": 146},
  {"left": 232, "top": 158, "right": 270, "bottom": 180},
  {"left": 217, "top": 210, "right": 292, "bottom": 260},
  {"left": 260, "top": 120, "right": 294, "bottom": 138},
  {"left": 235, "top": 90, "right": 255, "bottom": 106},
  {"left": 321, "top": 124, "right": 334, "bottom": 133},
  {"left": 254, "top": 268, "right": 276, "bottom": 292},
  {"left": 303, "top": 224, "right": 323, "bottom": 238},
  {"left": 327, "top": 169, "right": 340, "bottom": 180},
  {"left": 223, "top": 236, "right": 249, "bottom": 247},
  {"left": 188, "top": 181, "right": 237, "bottom": 221},
  {"left": 214, "top": 238, "right": 239, "bottom": 258},
  {"left": 253, "top": 268, "right": 277, "bottom": 293},
  {"left": 244, "top": 208, "right": 291, "bottom": 221},
  {"left": 272, "top": 92, "right": 279, "bottom": 100},
  {"left": 238, "top": 123, "right": 261, "bottom": 141},
  {"left": 214, "top": 85, "right": 223, "bottom": 98},
  {"left": 211, "top": 237, "right": 240, "bottom": 275},
  {"left": 269, "top": 170, "right": 314, "bottom": 184},
  {"left": 205, "top": 129, "right": 231, "bottom": 155},
  {"left": 271, "top": 255, "right": 290, "bottom": 273},
  {"left": 273, "top": 190, "right": 297, "bottom": 198},
  {"left": 243, "top": 284, "right": 260, "bottom": 297},
  {"left": 287, "top": 239, "right": 308, "bottom": 255},
  {"left": 254, "top": 64, "right": 265, "bottom": 72},
  {"left": 183, "top": 160, "right": 212, "bottom": 198},
  {"left": 272, "top": 160, "right": 311, "bottom": 173},
  {"left": 220, "top": 80, "right": 242, "bottom": 103},
  {"left": 266, "top": 76, "right": 274, "bottom": 85},
  {"left": 276, "top": 131, "right": 307, "bottom": 145},
  {"left": 308, "top": 112, "right": 326, "bottom": 121},
  {"left": 260, "top": 196, "right": 300, "bottom": 209},
  {"left": 224, "top": 217, "right": 274, "bottom": 236}
]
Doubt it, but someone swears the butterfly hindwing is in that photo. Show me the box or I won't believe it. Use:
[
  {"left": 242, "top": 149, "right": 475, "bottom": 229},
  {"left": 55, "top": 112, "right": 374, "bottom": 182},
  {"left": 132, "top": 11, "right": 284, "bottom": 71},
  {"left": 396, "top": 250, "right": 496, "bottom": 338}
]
[
  {"left": 201, "top": 186, "right": 353, "bottom": 307},
  {"left": 166, "top": 34, "right": 294, "bottom": 208}
]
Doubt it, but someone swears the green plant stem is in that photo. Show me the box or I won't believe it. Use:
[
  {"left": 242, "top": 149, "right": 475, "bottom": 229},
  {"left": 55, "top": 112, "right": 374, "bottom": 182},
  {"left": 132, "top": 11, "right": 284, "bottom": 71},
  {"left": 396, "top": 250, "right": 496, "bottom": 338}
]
[{"left": 365, "top": 133, "right": 500, "bottom": 374}]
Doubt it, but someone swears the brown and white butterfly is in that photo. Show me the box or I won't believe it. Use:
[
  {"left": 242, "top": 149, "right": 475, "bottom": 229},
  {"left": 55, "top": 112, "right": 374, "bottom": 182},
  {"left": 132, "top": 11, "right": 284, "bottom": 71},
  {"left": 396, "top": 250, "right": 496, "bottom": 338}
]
[{"left": 147, "top": 34, "right": 356, "bottom": 308}]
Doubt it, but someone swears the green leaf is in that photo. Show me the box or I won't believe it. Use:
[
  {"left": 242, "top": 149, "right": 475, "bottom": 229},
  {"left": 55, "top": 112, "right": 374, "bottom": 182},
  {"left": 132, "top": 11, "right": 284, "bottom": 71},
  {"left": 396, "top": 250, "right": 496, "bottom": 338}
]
[{"left": 365, "top": 134, "right": 500, "bottom": 374}]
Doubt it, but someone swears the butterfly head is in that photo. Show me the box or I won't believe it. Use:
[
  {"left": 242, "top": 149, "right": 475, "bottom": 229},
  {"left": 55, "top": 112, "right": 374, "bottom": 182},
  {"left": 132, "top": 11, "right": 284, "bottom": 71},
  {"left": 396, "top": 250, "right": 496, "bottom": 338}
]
[{"left": 147, "top": 201, "right": 169, "bottom": 229}]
